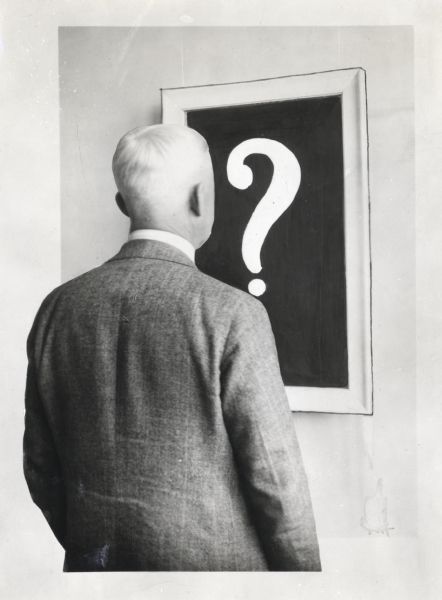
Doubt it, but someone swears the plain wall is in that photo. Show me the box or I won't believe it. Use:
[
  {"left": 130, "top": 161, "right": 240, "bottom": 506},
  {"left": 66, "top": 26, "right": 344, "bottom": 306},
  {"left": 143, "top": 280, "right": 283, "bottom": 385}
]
[{"left": 59, "top": 26, "right": 415, "bottom": 541}]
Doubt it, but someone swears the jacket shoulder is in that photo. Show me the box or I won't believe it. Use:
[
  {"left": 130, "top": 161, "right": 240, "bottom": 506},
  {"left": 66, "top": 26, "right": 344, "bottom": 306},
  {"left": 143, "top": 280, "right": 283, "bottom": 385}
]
[
  {"left": 188, "top": 270, "right": 271, "bottom": 345},
  {"left": 29, "top": 264, "right": 105, "bottom": 334},
  {"left": 36, "top": 265, "right": 102, "bottom": 308},
  {"left": 191, "top": 268, "right": 265, "bottom": 313}
]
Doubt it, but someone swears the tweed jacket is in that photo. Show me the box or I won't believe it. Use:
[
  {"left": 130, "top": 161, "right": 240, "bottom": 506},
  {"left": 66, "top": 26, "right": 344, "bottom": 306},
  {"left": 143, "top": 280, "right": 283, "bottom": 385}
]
[{"left": 23, "top": 239, "right": 321, "bottom": 571}]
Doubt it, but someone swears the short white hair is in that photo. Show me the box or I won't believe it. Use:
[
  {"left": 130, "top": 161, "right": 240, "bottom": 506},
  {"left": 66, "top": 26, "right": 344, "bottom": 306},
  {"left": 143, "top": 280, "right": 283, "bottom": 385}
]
[{"left": 112, "top": 124, "right": 209, "bottom": 207}]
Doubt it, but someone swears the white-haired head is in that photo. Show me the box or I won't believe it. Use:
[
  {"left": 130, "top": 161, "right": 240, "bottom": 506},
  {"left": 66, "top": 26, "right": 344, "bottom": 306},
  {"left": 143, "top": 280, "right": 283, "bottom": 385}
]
[{"left": 112, "top": 124, "right": 214, "bottom": 248}]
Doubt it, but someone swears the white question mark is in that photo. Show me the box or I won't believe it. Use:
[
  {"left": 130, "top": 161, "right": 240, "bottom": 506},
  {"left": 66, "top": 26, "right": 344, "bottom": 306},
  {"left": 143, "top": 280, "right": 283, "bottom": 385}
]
[{"left": 227, "top": 138, "right": 301, "bottom": 296}]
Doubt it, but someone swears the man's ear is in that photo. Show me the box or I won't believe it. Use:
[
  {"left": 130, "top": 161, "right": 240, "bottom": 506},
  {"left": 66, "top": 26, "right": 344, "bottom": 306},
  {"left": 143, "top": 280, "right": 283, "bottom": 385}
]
[
  {"left": 189, "top": 184, "right": 202, "bottom": 217},
  {"left": 115, "top": 192, "right": 129, "bottom": 217}
]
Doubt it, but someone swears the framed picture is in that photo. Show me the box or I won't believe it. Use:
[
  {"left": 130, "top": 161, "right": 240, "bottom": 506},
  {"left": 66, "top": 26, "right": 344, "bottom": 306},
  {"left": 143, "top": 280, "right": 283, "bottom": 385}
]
[{"left": 162, "top": 68, "right": 372, "bottom": 414}]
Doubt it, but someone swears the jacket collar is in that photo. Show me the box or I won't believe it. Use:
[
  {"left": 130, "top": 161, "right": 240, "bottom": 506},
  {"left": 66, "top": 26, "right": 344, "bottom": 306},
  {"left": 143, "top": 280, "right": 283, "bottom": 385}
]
[
  {"left": 128, "top": 229, "right": 195, "bottom": 263},
  {"left": 107, "top": 239, "right": 196, "bottom": 269}
]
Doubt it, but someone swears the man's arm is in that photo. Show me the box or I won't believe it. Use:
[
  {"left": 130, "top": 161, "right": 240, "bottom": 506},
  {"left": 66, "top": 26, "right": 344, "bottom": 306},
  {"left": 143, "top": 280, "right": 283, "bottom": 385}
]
[
  {"left": 23, "top": 318, "right": 66, "bottom": 548},
  {"left": 220, "top": 296, "right": 321, "bottom": 571}
]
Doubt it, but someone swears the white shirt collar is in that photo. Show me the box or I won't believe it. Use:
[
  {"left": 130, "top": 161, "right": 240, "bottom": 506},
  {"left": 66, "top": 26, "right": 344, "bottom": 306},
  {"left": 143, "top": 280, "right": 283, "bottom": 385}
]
[{"left": 128, "top": 229, "right": 195, "bottom": 263}]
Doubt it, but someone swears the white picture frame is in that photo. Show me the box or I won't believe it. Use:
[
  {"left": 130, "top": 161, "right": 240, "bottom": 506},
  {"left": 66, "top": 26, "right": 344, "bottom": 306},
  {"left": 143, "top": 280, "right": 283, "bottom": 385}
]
[{"left": 162, "top": 68, "right": 373, "bottom": 414}]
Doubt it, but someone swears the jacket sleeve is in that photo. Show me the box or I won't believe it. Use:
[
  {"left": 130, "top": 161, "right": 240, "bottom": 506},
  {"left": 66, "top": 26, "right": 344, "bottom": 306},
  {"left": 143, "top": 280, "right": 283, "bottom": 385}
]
[
  {"left": 23, "top": 313, "right": 66, "bottom": 548},
  {"left": 220, "top": 296, "right": 321, "bottom": 571}
]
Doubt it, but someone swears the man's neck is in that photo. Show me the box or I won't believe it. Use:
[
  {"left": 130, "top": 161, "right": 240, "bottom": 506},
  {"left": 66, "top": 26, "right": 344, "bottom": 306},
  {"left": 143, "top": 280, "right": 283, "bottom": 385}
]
[{"left": 128, "top": 228, "right": 196, "bottom": 263}]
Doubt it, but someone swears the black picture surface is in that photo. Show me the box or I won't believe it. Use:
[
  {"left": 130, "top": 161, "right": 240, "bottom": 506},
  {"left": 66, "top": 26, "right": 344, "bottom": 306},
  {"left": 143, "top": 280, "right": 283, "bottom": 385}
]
[{"left": 188, "top": 95, "right": 348, "bottom": 388}]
